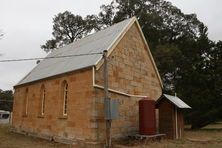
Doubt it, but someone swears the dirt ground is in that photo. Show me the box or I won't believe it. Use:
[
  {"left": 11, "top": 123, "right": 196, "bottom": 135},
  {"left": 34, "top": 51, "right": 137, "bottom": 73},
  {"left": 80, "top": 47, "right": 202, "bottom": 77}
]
[{"left": 1, "top": 123, "right": 222, "bottom": 148}]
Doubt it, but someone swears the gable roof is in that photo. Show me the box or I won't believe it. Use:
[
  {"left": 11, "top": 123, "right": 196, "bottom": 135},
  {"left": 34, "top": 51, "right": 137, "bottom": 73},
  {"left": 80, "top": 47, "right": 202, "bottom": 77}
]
[
  {"left": 16, "top": 17, "right": 163, "bottom": 87},
  {"left": 156, "top": 94, "right": 191, "bottom": 109}
]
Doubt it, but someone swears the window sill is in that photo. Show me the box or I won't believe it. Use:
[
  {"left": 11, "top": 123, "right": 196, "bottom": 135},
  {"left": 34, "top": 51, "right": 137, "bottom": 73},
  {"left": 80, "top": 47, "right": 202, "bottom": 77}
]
[{"left": 58, "top": 115, "right": 68, "bottom": 120}]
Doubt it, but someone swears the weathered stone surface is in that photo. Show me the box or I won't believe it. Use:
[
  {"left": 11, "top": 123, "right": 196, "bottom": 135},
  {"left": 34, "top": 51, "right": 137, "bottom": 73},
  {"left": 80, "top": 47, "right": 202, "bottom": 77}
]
[
  {"left": 12, "top": 68, "right": 95, "bottom": 144},
  {"left": 94, "top": 23, "right": 162, "bottom": 141}
]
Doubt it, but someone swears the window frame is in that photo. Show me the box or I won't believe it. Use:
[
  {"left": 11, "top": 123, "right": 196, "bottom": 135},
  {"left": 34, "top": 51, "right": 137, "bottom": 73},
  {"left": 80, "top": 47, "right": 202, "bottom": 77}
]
[
  {"left": 40, "top": 85, "right": 46, "bottom": 116},
  {"left": 62, "top": 81, "right": 68, "bottom": 116},
  {"left": 23, "top": 88, "right": 29, "bottom": 116}
]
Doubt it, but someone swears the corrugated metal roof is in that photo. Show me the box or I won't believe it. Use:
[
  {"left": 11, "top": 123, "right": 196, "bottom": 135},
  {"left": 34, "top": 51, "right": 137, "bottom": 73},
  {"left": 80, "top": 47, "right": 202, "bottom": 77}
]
[
  {"left": 16, "top": 18, "right": 134, "bottom": 86},
  {"left": 157, "top": 94, "right": 191, "bottom": 109}
]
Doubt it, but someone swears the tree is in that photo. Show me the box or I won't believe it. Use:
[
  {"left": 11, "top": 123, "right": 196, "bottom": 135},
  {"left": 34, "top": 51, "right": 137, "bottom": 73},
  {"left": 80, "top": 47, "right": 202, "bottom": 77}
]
[
  {"left": 97, "top": 0, "right": 222, "bottom": 129},
  {"left": 98, "top": 0, "right": 202, "bottom": 46},
  {"left": 189, "top": 39, "right": 222, "bottom": 129},
  {"left": 41, "top": 11, "right": 99, "bottom": 53},
  {"left": 0, "top": 89, "right": 13, "bottom": 112}
]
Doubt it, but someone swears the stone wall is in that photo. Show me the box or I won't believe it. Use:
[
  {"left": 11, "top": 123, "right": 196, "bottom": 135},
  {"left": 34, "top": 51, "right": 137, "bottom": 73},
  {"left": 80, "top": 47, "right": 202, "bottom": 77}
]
[
  {"left": 12, "top": 68, "right": 96, "bottom": 145},
  {"left": 94, "top": 22, "right": 162, "bottom": 141}
]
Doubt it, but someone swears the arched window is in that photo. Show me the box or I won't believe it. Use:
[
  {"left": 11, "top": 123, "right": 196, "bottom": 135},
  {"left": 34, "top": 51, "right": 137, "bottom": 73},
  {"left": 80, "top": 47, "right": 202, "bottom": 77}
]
[
  {"left": 62, "top": 81, "right": 68, "bottom": 116},
  {"left": 23, "top": 88, "right": 28, "bottom": 116},
  {"left": 40, "top": 85, "right": 46, "bottom": 116}
]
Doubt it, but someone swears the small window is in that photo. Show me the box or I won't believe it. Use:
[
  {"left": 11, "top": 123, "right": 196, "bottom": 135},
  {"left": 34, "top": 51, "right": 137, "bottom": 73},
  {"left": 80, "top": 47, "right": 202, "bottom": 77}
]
[
  {"left": 63, "top": 81, "right": 68, "bottom": 116},
  {"left": 40, "top": 85, "right": 46, "bottom": 115},
  {"left": 23, "top": 88, "right": 29, "bottom": 116}
]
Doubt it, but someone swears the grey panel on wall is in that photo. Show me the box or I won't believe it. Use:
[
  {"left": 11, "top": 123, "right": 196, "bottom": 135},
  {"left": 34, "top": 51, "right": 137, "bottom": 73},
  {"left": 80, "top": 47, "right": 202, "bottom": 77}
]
[{"left": 105, "top": 99, "right": 119, "bottom": 120}]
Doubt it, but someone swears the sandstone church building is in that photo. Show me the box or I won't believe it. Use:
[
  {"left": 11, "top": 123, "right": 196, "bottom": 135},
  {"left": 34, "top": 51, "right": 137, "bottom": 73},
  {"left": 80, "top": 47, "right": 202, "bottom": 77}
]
[{"left": 12, "top": 17, "right": 162, "bottom": 147}]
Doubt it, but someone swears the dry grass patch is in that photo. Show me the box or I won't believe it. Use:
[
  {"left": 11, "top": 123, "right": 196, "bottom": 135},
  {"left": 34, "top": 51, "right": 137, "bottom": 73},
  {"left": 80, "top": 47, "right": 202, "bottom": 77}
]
[
  {"left": 0, "top": 124, "right": 69, "bottom": 148},
  {"left": 1, "top": 123, "right": 222, "bottom": 148},
  {"left": 114, "top": 123, "right": 222, "bottom": 148}
]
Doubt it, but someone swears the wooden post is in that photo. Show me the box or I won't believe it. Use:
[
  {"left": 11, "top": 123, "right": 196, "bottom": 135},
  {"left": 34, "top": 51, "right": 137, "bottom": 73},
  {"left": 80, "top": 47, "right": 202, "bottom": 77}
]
[
  {"left": 103, "top": 50, "right": 112, "bottom": 148},
  {"left": 174, "top": 93, "right": 178, "bottom": 139},
  {"left": 175, "top": 106, "right": 178, "bottom": 139}
]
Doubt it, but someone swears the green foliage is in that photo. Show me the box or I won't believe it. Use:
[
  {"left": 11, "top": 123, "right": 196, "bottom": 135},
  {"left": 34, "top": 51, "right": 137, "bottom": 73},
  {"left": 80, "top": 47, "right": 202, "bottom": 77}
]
[
  {"left": 98, "top": 0, "right": 202, "bottom": 48},
  {"left": 153, "top": 44, "right": 182, "bottom": 91},
  {"left": 0, "top": 89, "right": 13, "bottom": 112},
  {"left": 41, "top": 11, "right": 99, "bottom": 53},
  {"left": 189, "top": 40, "right": 222, "bottom": 129}
]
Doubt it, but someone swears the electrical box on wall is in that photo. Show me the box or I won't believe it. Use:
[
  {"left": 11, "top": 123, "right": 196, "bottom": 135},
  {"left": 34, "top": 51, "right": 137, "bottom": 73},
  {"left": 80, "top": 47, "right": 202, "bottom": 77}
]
[{"left": 105, "top": 99, "right": 119, "bottom": 120}]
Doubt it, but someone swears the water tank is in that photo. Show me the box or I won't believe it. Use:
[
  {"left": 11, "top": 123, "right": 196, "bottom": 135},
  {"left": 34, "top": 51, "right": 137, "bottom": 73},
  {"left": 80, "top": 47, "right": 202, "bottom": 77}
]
[{"left": 139, "top": 97, "right": 156, "bottom": 135}]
